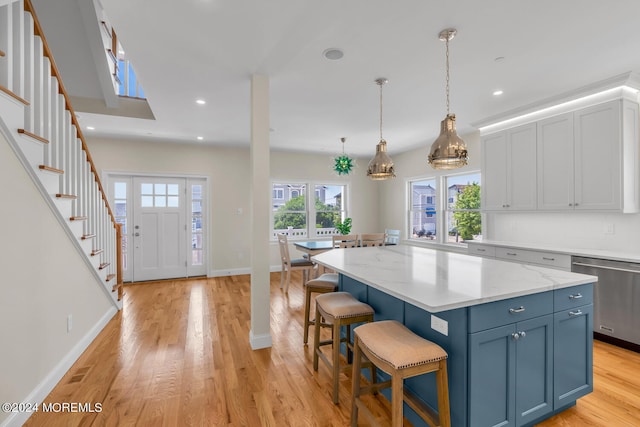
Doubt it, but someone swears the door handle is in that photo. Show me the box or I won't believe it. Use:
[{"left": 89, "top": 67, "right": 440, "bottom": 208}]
[{"left": 135, "top": 232, "right": 140, "bottom": 237}]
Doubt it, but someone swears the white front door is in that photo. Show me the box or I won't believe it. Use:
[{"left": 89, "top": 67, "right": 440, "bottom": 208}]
[{"left": 132, "top": 177, "right": 187, "bottom": 281}]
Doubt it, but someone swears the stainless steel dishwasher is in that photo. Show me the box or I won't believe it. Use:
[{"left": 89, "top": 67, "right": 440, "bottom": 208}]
[{"left": 572, "top": 256, "right": 640, "bottom": 349}]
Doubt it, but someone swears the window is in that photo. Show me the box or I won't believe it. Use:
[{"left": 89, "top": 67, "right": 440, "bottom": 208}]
[
  {"left": 409, "top": 179, "right": 437, "bottom": 239},
  {"left": 446, "top": 173, "right": 482, "bottom": 243},
  {"left": 272, "top": 182, "right": 347, "bottom": 239},
  {"left": 191, "top": 184, "right": 204, "bottom": 266},
  {"left": 408, "top": 172, "right": 481, "bottom": 245},
  {"left": 113, "top": 181, "right": 128, "bottom": 270}
]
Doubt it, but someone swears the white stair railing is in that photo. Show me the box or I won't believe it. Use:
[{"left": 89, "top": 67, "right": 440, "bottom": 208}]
[{"left": 0, "top": 0, "right": 123, "bottom": 305}]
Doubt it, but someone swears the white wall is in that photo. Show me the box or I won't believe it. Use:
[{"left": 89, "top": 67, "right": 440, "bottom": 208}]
[
  {"left": 0, "top": 132, "right": 115, "bottom": 426},
  {"left": 86, "top": 137, "right": 381, "bottom": 274}
]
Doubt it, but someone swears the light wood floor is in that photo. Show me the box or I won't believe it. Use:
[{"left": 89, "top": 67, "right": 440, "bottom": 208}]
[{"left": 25, "top": 273, "right": 640, "bottom": 426}]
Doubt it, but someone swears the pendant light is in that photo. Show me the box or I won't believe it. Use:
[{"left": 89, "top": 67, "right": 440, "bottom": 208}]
[
  {"left": 367, "top": 78, "right": 396, "bottom": 180},
  {"left": 333, "top": 137, "right": 354, "bottom": 175},
  {"left": 427, "top": 28, "right": 469, "bottom": 170}
]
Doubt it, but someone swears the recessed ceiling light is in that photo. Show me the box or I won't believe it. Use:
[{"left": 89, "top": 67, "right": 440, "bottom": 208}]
[
  {"left": 493, "top": 90, "right": 504, "bottom": 96},
  {"left": 323, "top": 48, "right": 344, "bottom": 60},
  {"left": 197, "top": 136, "right": 204, "bottom": 141},
  {"left": 196, "top": 99, "right": 206, "bottom": 105},
  {"left": 86, "top": 126, "right": 95, "bottom": 130}
]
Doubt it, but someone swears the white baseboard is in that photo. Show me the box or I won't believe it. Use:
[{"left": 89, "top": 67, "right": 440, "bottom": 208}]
[
  {"left": 208, "top": 266, "right": 282, "bottom": 277},
  {"left": 0, "top": 307, "right": 117, "bottom": 427},
  {"left": 249, "top": 330, "right": 273, "bottom": 350}
]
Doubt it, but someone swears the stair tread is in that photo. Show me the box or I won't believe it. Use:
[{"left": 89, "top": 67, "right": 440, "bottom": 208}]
[
  {"left": 56, "top": 193, "right": 77, "bottom": 199},
  {"left": 70, "top": 216, "right": 88, "bottom": 221},
  {"left": 99, "top": 262, "right": 110, "bottom": 270},
  {"left": 91, "top": 249, "right": 104, "bottom": 256},
  {"left": 81, "top": 234, "right": 96, "bottom": 240},
  {"left": 0, "top": 85, "right": 29, "bottom": 106}
]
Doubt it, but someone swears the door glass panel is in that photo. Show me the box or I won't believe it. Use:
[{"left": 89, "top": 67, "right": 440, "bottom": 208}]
[
  {"left": 141, "top": 183, "right": 153, "bottom": 194},
  {"left": 168, "top": 184, "right": 179, "bottom": 196},
  {"left": 154, "top": 183, "right": 166, "bottom": 195},
  {"left": 168, "top": 196, "right": 179, "bottom": 207},
  {"left": 155, "top": 195, "right": 167, "bottom": 207},
  {"left": 141, "top": 195, "right": 153, "bottom": 207},
  {"left": 191, "top": 184, "right": 203, "bottom": 266}
]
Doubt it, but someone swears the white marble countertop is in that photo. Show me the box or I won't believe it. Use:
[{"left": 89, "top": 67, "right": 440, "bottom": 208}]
[
  {"left": 312, "top": 245, "right": 597, "bottom": 313},
  {"left": 470, "top": 240, "right": 640, "bottom": 264}
]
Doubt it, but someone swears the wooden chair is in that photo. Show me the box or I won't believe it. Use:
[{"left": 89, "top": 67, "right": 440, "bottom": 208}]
[
  {"left": 360, "top": 233, "right": 386, "bottom": 247},
  {"left": 351, "top": 320, "right": 451, "bottom": 427},
  {"left": 385, "top": 229, "right": 401, "bottom": 245},
  {"left": 277, "top": 233, "right": 315, "bottom": 293},
  {"left": 332, "top": 234, "right": 359, "bottom": 248}
]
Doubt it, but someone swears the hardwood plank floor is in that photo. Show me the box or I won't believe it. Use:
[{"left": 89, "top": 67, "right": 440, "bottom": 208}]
[{"left": 24, "top": 273, "right": 640, "bottom": 426}]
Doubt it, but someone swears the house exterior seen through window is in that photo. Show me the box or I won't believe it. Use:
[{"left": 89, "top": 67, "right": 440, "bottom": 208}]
[
  {"left": 409, "top": 172, "right": 481, "bottom": 245},
  {"left": 272, "top": 182, "right": 347, "bottom": 239}
]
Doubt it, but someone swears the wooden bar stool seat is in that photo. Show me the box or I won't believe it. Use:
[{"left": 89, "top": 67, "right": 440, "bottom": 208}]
[
  {"left": 313, "top": 291, "right": 375, "bottom": 404},
  {"left": 351, "top": 320, "right": 451, "bottom": 427},
  {"left": 303, "top": 273, "right": 339, "bottom": 344}
]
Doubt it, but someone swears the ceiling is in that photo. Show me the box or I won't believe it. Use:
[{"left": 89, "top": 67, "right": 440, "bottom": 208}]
[{"left": 30, "top": 0, "right": 640, "bottom": 158}]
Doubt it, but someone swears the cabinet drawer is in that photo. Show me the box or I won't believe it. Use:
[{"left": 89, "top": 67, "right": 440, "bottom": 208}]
[
  {"left": 468, "top": 244, "right": 495, "bottom": 257},
  {"left": 495, "top": 247, "right": 570, "bottom": 270},
  {"left": 554, "top": 283, "right": 593, "bottom": 312},
  {"left": 528, "top": 252, "right": 571, "bottom": 270},
  {"left": 495, "top": 247, "right": 528, "bottom": 263},
  {"left": 468, "top": 291, "right": 554, "bottom": 333}
]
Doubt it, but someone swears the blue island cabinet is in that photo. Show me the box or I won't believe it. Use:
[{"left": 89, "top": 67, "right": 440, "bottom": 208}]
[{"left": 339, "top": 275, "right": 594, "bottom": 427}]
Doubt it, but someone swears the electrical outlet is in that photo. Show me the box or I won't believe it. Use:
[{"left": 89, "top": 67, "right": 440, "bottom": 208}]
[
  {"left": 431, "top": 314, "right": 448, "bottom": 336},
  {"left": 67, "top": 314, "right": 73, "bottom": 332}
]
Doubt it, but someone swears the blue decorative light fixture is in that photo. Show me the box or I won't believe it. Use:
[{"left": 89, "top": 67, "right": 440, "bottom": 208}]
[{"left": 333, "top": 137, "right": 354, "bottom": 175}]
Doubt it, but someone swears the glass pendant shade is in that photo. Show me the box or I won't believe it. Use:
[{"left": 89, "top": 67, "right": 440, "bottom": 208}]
[
  {"left": 428, "top": 114, "right": 468, "bottom": 170},
  {"left": 367, "top": 139, "right": 395, "bottom": 180}
]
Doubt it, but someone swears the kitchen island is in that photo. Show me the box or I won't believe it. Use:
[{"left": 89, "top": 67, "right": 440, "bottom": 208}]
[{"left": 312, "top": 245, "right": 597, "bottom": 427}]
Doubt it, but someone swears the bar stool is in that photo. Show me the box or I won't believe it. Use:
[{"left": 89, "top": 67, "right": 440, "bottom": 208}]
[
  {"left": 313, "top": 291, "right": 375, "bottom": 404},
  {"left": 303, "top": 273, "right": 339, "bottom": 344},
  {"left": 351, "top": 320, "right": 451, "bottom": 427}
]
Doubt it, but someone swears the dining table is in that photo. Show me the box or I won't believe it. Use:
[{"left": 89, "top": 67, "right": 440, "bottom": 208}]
[{"left": 293, "top": 240, "right": 335, "bottom": 275}]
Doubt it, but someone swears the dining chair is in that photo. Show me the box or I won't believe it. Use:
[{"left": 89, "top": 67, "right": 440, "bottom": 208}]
[
  {"left": 360, "top": 233, "right": 386, "bottom": 247},
  {"left": 332, "top": 234, "right": 359, "bottom": 248},
  {"left": 384, "top": 229, "right": 401, "bottom": 245},
  {"left": 277, "top": 233, "right": 315, "bottom": 293}
]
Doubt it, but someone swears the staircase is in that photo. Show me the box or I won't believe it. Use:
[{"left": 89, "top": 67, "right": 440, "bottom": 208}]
[{"left": 0, "top": 0, "right": 122, "bottom": 308}]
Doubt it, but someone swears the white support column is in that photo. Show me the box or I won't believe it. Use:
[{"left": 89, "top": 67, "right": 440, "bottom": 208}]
[
  {"left": 42, "top": 57, "right": 51, "bottom": 163},
  {"left": 249, "top": 74, "right": 272, "bottom": 350}
]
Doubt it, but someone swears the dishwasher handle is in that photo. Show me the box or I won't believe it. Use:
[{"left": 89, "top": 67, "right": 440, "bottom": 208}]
[{"left": 572, "top": 262, "right": 640, "bottom": 275}]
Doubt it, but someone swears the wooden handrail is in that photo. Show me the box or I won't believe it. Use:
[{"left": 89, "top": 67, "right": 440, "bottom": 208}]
[{"left": 23, "top": 0, "right": 115, "bottom": 227}]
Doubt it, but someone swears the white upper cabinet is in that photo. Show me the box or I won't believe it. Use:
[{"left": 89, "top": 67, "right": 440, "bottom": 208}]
[
  {"left": 537, "top": 99, "right": 638, "bottom": 212},
  {"left": 537, "top": 113, "right": 574, "bottom": 210},
  {"left": 483, "top": 123, "right": 537, "bottom": 211}
]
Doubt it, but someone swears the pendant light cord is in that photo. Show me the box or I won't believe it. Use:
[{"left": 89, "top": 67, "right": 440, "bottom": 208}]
[
  {"left": 445, "top": 35, "right": 450, "bottom": 116},
  {"left": 379, "top": 82, "right": 384, "bottom": 141}
]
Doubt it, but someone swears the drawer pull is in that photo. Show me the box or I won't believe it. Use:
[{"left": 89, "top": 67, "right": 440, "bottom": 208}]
[
  {"left": 569, "top": 310, "right": 583, "bottom": 317},
  {"left": 509, "top": 306, "right": 526, "bottom": 314},
  {"left": 542, "top": 257, "right": 555, "bottom": 261},
  {"left": 511, "top": 331, "right": 527, "bottom": 340},
  {"left": 506, "top": 252, "right": 517, "bottom": 256},
  {"left": 569, "top": 293, "right": 583, "bottom": 300}
]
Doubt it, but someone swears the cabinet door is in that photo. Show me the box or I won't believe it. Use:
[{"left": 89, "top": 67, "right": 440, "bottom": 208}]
[
  {"left": 482, "top": 132, "right": 509, "bottom": 210},
  {"left": 554, "top": 304, "right": 594, "bottom": 408},
  {"left": 537, "top": 113, "right": 574, "bottom": 210},
  {"left": 508, "top": 124, "right": 537, "bottom": 210},
  {"left": 515, "top": 315, "right": 553, "bottom": 426},
  {"left": 469, "top": 324, "right": 516, "bottom": 427},
  {"left": 574, "top": 101, "right": 621, "bottom": 210}
]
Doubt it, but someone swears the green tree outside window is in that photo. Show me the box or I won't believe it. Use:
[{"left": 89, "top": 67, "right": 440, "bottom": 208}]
[{"left": 452, "top": 183, "right": 481, "bottom": 241}]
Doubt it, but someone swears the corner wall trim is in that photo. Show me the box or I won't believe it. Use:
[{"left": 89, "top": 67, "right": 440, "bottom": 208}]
[{"left": 0, "top": 307, "right": 117, "bottom": 427}]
